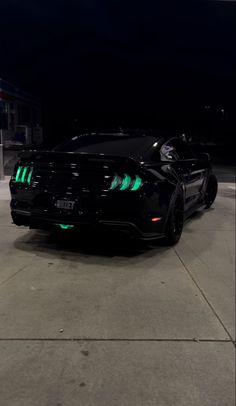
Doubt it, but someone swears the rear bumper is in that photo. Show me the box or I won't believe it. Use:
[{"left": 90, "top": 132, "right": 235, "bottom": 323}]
[
  {"left": 11, "top": 209, "right": 165, "bottom": 240},
  {"left": 10, "top": 183, "right": 171, "bottom": 240}
]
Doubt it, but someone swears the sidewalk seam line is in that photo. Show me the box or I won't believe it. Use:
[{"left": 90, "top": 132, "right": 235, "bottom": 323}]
[
  {"left": 174, "top": 248, "right": 234, "bottom": 344},
  {"left": 0, "top": 338, "right": 233, "bottom": 342},
  {"left": 0, "top": 265, "right": 27, "bottom": 287}
]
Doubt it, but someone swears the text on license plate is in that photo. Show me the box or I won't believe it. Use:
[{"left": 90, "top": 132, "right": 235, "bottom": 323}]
[{"left": 55, "top": 200, "right": 75, "bottom": 210}]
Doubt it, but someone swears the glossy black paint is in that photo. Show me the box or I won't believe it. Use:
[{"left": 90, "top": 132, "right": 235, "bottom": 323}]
[{"left": 9, "top": 132, "right": 214, "bottom": 240}]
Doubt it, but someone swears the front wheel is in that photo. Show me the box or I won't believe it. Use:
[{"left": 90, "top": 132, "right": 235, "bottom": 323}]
[
  {"left": 205, "top": 174, "right": 218, "bottom": 209},
  {"left": 163, "top": 193, "right": 184, "bottom": 246}
]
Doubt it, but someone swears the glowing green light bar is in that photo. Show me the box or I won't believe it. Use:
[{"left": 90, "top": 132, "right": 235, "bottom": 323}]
[
  {"left": 120, "top": 174, "right": 132, "bottom": 191},
  {"left": 27, "top": 168, "right": 33, "bottom": 185},
  {"left": 15, "top": 166, "right": 34, "bottom": 184},
  {"left": 109, "top": 175, "right": 120, "bottom": 190},
  {"left": 20, "top": 166, "right": 28, "bottom": 183},
  {"left": 130, "top": 176, "right": 143, "bottom": 191},
  {"left": 58, "top": 224, "right": 74, "bottom": 230},
  {"left": 15, "top": 166, "right": 23, "bottom": 182}
]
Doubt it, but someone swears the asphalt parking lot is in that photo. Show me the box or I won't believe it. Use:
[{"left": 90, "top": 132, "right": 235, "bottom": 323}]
[{"left": 0, "top": 170, "right": 235, "bottom": 406}]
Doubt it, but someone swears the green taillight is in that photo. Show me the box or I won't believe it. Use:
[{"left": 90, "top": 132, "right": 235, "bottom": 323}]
[
  {"left": 15, "top": 166, "right": 22, "bottom": 182},
  {"left": 120, "top": 174, "right": 132, "bottom": 191},
  {"left": 14, "top": 166, "right": 33, "bottom": 185},
  {"left": 27, "top": 168, "right": 33, "bottom": 185},
  {"left": 21, "top": 166, "right": 28, "bottom": 183},
  {"left": 130, "top": 176, "right": 143, "bottom": 191},
  {"left": 109, "top": 174, "right": 143, "bottom": 192},
  {"left": 110, "top": 175, "right": 120, "bottom": 190}
]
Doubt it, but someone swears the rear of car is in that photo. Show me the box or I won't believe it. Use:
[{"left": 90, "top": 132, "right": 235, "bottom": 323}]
[{"left": 9, "top": 133, "right": 172, "bottom": 239}]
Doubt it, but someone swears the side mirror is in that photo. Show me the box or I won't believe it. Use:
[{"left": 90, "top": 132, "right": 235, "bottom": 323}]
[{"left": 198, "top": 152, "right": 210, "bottom": 161}]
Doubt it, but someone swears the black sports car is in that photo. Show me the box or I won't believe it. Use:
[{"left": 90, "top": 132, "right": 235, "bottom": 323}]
[{"left": 9, "top": 131, "right": 218, "bottom": 244}]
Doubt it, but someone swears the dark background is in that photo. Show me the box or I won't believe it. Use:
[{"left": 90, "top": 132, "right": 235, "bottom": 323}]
[{"left": 0, "top": 0, "right": 235, "bottom": 147}]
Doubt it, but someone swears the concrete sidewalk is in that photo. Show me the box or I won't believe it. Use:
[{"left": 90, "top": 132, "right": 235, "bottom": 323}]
[
  {"left": 0, "top": 176, "right": 10, "bottom": 200},
  {"left": 0, "top": 180, "right": 235, "bottom": 406}
]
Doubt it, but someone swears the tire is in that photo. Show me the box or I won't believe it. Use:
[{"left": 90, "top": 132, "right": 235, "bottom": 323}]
[
  {"left": 205, "top": 174, "right": 218, "bottom": 209},
  {"left": 163, "top": 192, "right": 184, "bottom": 246}
]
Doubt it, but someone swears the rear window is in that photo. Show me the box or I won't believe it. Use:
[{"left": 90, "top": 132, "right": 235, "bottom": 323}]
[{"left": 55, "top": 134, "right": 157, "bottom": 159}]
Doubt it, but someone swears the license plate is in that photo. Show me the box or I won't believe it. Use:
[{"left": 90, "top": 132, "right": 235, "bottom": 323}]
[{"left": 55, "top": 200, "right": 75, "bottom": 210}]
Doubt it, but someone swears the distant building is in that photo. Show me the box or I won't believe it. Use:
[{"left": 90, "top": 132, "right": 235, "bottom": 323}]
[{"left": 0, "top": 78, "right": 43, "bottom": 146}]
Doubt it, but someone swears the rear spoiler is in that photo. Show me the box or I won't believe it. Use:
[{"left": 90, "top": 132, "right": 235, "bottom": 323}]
[{"left": 18, "top": 150, "right": 141, "bottom": 167}]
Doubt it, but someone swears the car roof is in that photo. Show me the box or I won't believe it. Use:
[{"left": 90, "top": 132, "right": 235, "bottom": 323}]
[{"left": 55, "top": 130, "right": 176, "bottom": 161}]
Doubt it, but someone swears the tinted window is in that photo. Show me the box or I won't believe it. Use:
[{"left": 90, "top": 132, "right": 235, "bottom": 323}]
[
  {"left": 55, "top": 134, "right": 157, "bottom": 159},
  {"left": 172, "top": 139, "right": 194, "bottom": 159},
  {"left": 160, "top": 138, "right": 193, "bottom": 161},
  {"left": 160, "top": 142, "right": 180, "bottom": 161}
]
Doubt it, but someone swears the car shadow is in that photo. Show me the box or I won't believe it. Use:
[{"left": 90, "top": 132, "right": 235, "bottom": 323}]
[
  {"left": 14, "top": 228, "right": 170, "bottom": 263},
  {"left": 184, "top": 209, "right": 206, "bottom": 225},
  {"left": 13, "top": 209, "right": 216, "bottom": 262}
]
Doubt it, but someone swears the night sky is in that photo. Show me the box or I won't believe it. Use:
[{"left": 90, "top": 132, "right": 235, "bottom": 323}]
[{"left": 0, "top": 0, "right": 235, "bottom": 140}]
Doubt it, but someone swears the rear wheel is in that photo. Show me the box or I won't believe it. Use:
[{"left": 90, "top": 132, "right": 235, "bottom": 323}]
[
  {"left": 163, "top": 193, "right": 184, "bottom": 246},
  {"left": 205, "top": 174, "right": 218, "bottom": 209}
]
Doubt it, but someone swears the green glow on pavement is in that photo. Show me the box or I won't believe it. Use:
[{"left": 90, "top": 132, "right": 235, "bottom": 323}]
[{"left": 58, "top": 224, "right": 74, "bottom": 230}]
